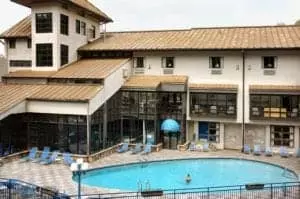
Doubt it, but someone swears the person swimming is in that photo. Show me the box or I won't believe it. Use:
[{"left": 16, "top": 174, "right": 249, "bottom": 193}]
[{"left": 185, "top": 173, "right": 191, "bottom": 184}]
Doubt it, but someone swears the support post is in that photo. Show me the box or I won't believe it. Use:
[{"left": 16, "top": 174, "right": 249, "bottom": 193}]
[
  {"left": 86, "top": 115, "right": 91, "bottom": 156},
  {"left": 103, "top": 102, "right": 108, "bottom": 148}
]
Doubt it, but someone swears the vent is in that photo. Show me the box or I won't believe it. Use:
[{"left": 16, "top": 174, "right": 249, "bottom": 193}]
[
  {"left": 163, "top": 68, "right": 174, "bottom": 74},
  {"left": 264, "top": 70, "right": 276, "bottom": 76},
  {"left": 134, "top": 68, "right": 145, "bottom": 74},
  {"left": 211, "top": 69, "right": 222, "bottom": 75}
]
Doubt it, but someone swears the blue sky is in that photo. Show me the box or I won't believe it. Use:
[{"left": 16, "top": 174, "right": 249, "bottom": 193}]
[{"left": 0, "top": 0, "right": 299, "bottom": 54}]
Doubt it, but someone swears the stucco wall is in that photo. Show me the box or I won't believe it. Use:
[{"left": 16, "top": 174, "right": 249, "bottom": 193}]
[
  {"left": 0, "top": 56, "right": 7, "bottom": 81},
  {"left": 224, "top": 123, "right": 242, "bottom": 150},
  {"left": 245, "top": 124, "right": 266, "bottom": 148},
  {"left": 6, "top": 39, "right": 31, "bottom": 72}
]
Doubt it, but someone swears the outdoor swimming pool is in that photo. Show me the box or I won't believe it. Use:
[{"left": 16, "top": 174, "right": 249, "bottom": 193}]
[{"left": 79, "top": 158, "right": 298, "bottom": 191}]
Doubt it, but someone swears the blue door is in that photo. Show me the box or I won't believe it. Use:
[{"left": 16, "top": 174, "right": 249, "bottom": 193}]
[{"left": 199, "top": 122, "right": 209, "bottom": 140}]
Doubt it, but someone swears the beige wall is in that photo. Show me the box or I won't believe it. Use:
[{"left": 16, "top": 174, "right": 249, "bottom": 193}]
[
  {"left": 224, "top": 123, "right": 242, "bottom": 150},
  {"left": 0, "top": 56, "right": 7, "bottom": 81}
]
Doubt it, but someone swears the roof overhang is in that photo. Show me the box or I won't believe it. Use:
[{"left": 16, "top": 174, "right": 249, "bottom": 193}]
[
  {"left": 249, "top": 85, "right": 300, "bottom": 95},
  {"left": 189, "top": 83, "right": 238, "bottom": 93}
]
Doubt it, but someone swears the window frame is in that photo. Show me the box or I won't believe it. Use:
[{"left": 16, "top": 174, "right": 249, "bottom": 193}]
[
  {"left": 60, "top": 44, "right": 69, "bottom": 66},
  {"left": 262, "top": 56, "right": 277, "bottom": 69},
  {"left": 8, "top": 39, "right": 16, "bottom": 49},
  {"left": 81, "top": 21, "right": 86, "bottom": 35},
  {"left": 162, "top": 57, "right": 175, "bottom": 68},
  {"left": 209, "top": 56, "right": 223, "bottom": 69},
  {"left": 9, "top": 60, "right": 32, "bottom": 67},
  {"left": 36, "top": 43, "right": 53, "bottom": 67},
  {"left": 271, "top": 125, "right": 294, "bottom": 148},
  {"left": 76, "top": 20, "right": 81, "bottom": 34},
  {"left": 135, "top": 57, "right": 145, "bottom": 68},
  {"left": 36, "top": 13, "right": 53, "bottom": 33},
  {"left": 60, "top": 14, "right": 69, "bottom": 35}
]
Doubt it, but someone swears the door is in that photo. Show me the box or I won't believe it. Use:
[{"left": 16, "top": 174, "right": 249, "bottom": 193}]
[{"left": 199, "top": 122, "right": 209, "bottom": 140}]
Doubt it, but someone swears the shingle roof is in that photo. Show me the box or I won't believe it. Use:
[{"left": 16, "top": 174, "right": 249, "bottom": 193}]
[
  {"left": 123, "top": 75, "right": 187, "bottom": 90},
  {"left": 0, "top": 15, "right": 31, "bottom": 38},
  {"left": 79, "top": 25, "right": 300, "bottom": 51},
  {"left": 51, "top": 58, "right": 129, "bottom": 79}
]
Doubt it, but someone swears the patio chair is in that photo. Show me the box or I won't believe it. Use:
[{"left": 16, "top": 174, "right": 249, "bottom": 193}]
[
  {"left": 203, "top": 143, "right": 209, "bottom": 152},
  {"left": 253, "top": 145, "right": 262, "bottom": 155},
  {"left": 189, "top": 142, "right": 196, "bottom": 151},
  {"left": 19, "top": 147, "right": 38, "bottom": 162},
  {"left": 63, "top": 152, "right": 75, "bottom": 166},
  {"left": 40, "top": 151, "right": 59, "bottom": 165},
  {"left": 141, "top": 144, "right": 152, "bottom": 155},
  {"left": 131, "top": 143, "right": 142, "bottom": 154},
  {"left": 264, "top": 147, "right": 273, "bottom": 156},
  {"left": 32, "top": 147, "right": 50, "bottom": 163},
  {"left": 279, "top": 146, "right": 289, "bottom": 158},
  {"left": 116, "top": 143, "right": 129, "bottom": 153},
  {"left": 243, "top": 144, "right": 251, "bottom": 154}
]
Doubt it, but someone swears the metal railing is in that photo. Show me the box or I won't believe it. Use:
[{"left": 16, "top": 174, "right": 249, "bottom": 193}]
[
  {"left": 0, "top": 178, "right": 70, "bottom": 199},
  {"left": 69, "top": 181, "right": 300, "bottom": 199}
]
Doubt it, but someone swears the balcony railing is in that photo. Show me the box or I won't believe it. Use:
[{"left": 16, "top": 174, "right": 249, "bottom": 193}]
[
  {"left": 190, "top": 105, "right": 236, "bottom": 118},
  {"left": 251, "top": 107, "right": 299, "bottom": 120}
]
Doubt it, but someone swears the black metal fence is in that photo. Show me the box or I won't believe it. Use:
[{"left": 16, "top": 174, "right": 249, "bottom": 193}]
[
  {"left": 0, "top": 178, "right": 70, "bottom": 199},
  {"left": 69, "top": 182, "right": 300, "bottom": 199}
]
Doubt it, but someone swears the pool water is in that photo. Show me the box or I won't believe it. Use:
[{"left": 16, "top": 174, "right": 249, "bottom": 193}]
[{"left": 80, "top": 158, "right": 298, "bottom": 191}]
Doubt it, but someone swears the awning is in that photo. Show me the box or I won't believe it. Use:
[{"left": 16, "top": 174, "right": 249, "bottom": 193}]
[
  {"left": 161, "top": 119, "right": 180, "bottom": 133},
  {"left": 189, "top": 83, "right": 238, "bottom": 93},
  {"left": 249, "top": 85, "right": 300, "bottom": 94}
]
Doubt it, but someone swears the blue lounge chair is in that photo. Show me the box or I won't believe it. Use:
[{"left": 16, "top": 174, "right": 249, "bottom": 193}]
[
  {"left": 189, "top": 142, "right": 196, "bottom": 151},
  {"left": 265, "top": 147, "right": 273, "bottom": 156},
  {"left": 131, "top": 143, "right": 142, "bottom": 154},
  {"left": 32, "top": 147, "right": 50, "bottom": 163},
  {"left": 40, "top": 151, "right": 59, "bottom": 165},
  {"left": 203, "top": 143, "right": 209, "bottom": 152},
  {"left": 141, "top": 144, "right": 152, "bottom": 155},
  {"left": 280, "top": 146, "right": 289, "bottom": 158},
  {"left": 243, "top": 144, "right": 251, "bottom": 154},
  {"left": 19, "top": 147, "right": 38, "bottom": 162},
  {"left": 253, "top": 145, "right": 262, "bottom": 155},
  {"left": 116, "top": 143, "right": 129, "bottom": 153},
  {"left": 296, "top": 148, "right": 300, "bottom": 158},
  {"left": 63, "top": 152, "right": 75, "bottom": 166}
]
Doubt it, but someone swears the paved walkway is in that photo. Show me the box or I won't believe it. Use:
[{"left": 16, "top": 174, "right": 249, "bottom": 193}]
[{"left": 0, "top": 150, "right": 299, "bottom": 195}]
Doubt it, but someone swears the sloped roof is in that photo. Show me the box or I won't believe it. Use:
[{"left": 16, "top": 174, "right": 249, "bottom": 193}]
[
  {"left": 79, "top": 25, "right": 300, "bottom": 51},
  {"left": 249, "top": 85, "right": 300, "bottom": 94},
  {"left": 0, "top": 15, "right": 31, "bottom": 38},
  {"left": 3, "top": 70, "right": 55, "bottom": 78},
  {"left": 189, "top": 83, "right": 238, "bottom": 92}
]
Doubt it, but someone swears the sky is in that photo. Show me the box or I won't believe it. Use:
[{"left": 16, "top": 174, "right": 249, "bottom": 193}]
[{"left": 0, "top": 0, "right": 300, "bottom": 54}]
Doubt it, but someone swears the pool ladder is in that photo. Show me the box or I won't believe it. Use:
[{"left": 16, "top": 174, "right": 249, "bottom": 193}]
[{"left": 137, "top": 180, "right": 151, "bottom": 191}]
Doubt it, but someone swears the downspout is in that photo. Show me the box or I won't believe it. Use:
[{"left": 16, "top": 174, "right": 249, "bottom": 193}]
[{"left": 241, "top": 50, "right": 245, "bottom": 152}]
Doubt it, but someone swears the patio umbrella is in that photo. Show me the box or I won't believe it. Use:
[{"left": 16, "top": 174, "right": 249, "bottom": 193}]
[{"left": 161, "top": 119, "right": 180, "bottom": 133}]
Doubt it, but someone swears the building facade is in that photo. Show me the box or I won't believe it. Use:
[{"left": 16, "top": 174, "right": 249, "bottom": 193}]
[{"left": 0, "top": 0, "right": 299, "bottom": 155}]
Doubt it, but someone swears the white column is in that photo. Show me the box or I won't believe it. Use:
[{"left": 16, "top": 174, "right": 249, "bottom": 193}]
[
  {"left": 143, "top": 120, "right": 146, "bottom": 144},
  {"left": 294, "top": 127, "right": 299, "bottom": 153},
  {"left": 219, "top": 123, "right": 225, "bottom": 149},
  {"left": 265, "top": 125, "right": 270, "bottom": 148},
  {"left": 194, "top": 121, "right": 198, "bottom": 141}
]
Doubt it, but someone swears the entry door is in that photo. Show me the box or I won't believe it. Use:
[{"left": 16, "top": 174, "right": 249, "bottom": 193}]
[{"left": 199, "top": 122, "right": 209, "bottom": 140}]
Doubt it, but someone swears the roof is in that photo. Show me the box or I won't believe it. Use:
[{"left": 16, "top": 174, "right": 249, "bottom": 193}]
[
  {"left": 79, "top": 25, "right": 300, "bottom": 51},
  {"left": 3, "top": 70, "right": 56, "bottom": 78},
  {"left": 51, "top": 58, "right": 129, "bottom": 79},
  {"left": 249, "top": 85, "right": 300, "bottom": 94},
  {"left": 10, "top": 0, "right": 112, "bottom": 22},
  {"left": 123, "top": 75, "right": 187, "bottom": 90},
  {"left": 189, "top": 83, "right": 238, "bottom": 92},
  {"left": 0, "top": 83, "right": 102, "bottom": 114},
  {"left": 27, "top": 84, "right": 102, "bottom": 102},
  {"left": 0, "top": 15, "right": 31, "bottom": 38}
]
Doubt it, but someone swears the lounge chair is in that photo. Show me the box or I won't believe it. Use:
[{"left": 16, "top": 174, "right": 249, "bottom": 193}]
[
  {"left": 32, "top": 147, "right": 50, "bottom": 163},
  {"left": 296, "top": 148, "right": 300, "bottom": 158},
  {"left": 203, "top": 143, "right": 209, "bottom": 152},
  {"left": 253, "top": 145, "right": 262, "bottom": 155},
  {"left": 141, "top": 144, "right": 152, "bottom": 155},
  {"left": 19, "top": 147, "right": 38, "bottom": 162},
  {"left": 63, "top": 152, "right": 75, "bottom": 166},
  {"left": 189, "top": 142, "right": 196, "bottom": 151},
  {"left": 265, "top": 147, "right": 273, "bottom": 156},
  {"left": 280, "top": 146, "right": 289, "bottom": 158},
  {"left": 116, "top": 143, "right": 129, "bottom": 153},
  {"left": 40, "top": 151, "right": 59, "bottom": 165},
  {"left": 131, "top": 143, "right": 142, "bottom": 154},
  {"left": 243, "top": 144, "right": 251, "bottom": 154}
]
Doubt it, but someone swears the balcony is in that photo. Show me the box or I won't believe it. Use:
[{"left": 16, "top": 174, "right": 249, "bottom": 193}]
[
  {"left": 250, "top": 107, "right": 299, "bottom": 120},
  {"left": 190, "top": 105, "right": 236, "bottom": 118}
]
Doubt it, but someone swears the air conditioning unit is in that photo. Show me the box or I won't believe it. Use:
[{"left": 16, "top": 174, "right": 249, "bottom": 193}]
[{"left": 123, "top": 68, "right": 129, "bottom": 78}]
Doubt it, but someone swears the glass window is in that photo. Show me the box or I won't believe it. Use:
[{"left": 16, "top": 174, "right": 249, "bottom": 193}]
[
  {"left": 208, "top": 122, "right": 220, "bottom": 143},
  {"left": 164, "top": 57, "right": 174, "bottom": 68},
  {"left": 91, "top": 25, "right": 96, "bottom": 38},
  {"left": 60, "top": 44, "right": 68, "bottom": 66},
  {"left": 136, "top": 57, "right": 144, "bottom": 68},
  {"left": 210, "top": 57, "right": 223, "bottom": 68},
  {"left": 36, "top": 13, "right": 52, "bottom": 33},
  {"left": 9, "top": 39, "right": 16, "bottom": 48},
  {"left": 263, "top": 56, "right": 276, "bottom": 69},
  {"left": 27, "top": 39, "right": 31, "bottom": 48},
  {"left": 36, "top": 43, "right": 53, "bottom": 67},
  {"left": 10, "top": 60, "right": 32, "bottom": 67},
  {"left": 60, "top": 14, "right": 69, "bottom": 35},
  {"left": 76, "top": 20, "right": 80, "bottom": 34},
  {"left": 271, "top": 126, "right": 294, "bottom": 147},
  {"left": 81, "top": 21, "right": 86, "bottom": 35}
]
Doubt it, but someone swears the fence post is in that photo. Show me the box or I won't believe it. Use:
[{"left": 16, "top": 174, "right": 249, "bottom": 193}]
[
  {"left": 239, "top": 185, "right": 242, "bottom": 199},
  {"left": 8, "top": 179, "right": 12, "bottom": 199},
  {"left": 173, "top": 189, "right": 176, "bottom": 199},
  {"left": 270, "top": 184, "right": 273, "bottom": 199},
  {"left": 207, "top": 187, "right": 210, "bottom": 199}
]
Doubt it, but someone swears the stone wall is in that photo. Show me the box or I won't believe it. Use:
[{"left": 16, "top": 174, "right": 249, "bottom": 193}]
[
  {"left": 245, "top": 124, "right": 266, "bottom": 149},
  {"left": 224, "top": 123, "right": 242, "bottom": 149}
]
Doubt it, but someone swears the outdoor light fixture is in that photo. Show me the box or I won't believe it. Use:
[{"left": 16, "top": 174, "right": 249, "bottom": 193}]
[{"left": 70, "top": 158, "right": 88, "bottom": 199}]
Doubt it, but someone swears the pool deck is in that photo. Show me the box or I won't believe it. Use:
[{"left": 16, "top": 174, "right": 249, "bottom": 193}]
[{"left": 0, "top": 149, "right": 299, "bottom": 195}]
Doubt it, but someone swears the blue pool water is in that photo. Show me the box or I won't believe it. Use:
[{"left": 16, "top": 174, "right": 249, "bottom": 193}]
[{"left": 80, "top": 158, "right": 298, "bottom": 191}]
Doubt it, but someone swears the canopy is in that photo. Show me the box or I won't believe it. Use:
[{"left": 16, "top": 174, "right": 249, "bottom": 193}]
[{"left": 161, "top": 119, "right": 180, "bottom": 133}]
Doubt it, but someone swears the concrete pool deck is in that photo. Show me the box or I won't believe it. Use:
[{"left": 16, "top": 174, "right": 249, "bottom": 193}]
[{"left": 0, "top": 149, "right": 299, "bottom": 195}]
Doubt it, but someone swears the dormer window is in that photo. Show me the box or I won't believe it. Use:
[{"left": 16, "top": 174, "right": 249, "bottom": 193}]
[
  {"left": 36, "top": 13, "right": 52, "bottom": 33},
  {"left": 60, "top": 14, "right": 69, "bottom": 35},
  {"left": 210, "top": 57, "right": 223, "bottom": 69},
  {"left": 263, "top": 56, "right": 276, "bottom": 69}
]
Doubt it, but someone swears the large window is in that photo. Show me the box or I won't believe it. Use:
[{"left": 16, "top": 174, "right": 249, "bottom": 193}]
[
  {"left": 10, "top": 60, "right": 31, "bottom": 67},
  {"left": 60, "top": 14, "right": 69, "bottom": 35},
  {"left": 250, "top": 95, "right": 300, "bottom": 119},
  {"left": 36, "top": 13, "right": 52, "bottom": 33},
  {"left": 208, "top": 123, "right": 220, "bottom": 143},
  {"left": 36, "top": 43, "right": 53, "bottom": 67},
  {"left": 271, "top": 126, "right": 294, "bottom": 147},
  {"left": 190, "top": 93, "right": 237, "bottom": 117},
  {"left": 135, "top": 57, "right": 144, "bottom": 68},
  {"left": 60, "top": 44, "right": 69, "bottom": 66}
]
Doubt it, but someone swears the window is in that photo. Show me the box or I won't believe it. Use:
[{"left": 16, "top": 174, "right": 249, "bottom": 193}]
[
  {"left": 81, "top": 21, "right": 86, "bottom": 35},
  {"left": 208, "top": 123, "right": 220, "bottom": 143},
  {"left": 263, "top": 56, "right": 276, "bottom": 69},
  {"left": 210, "top": 57, "right": 223, "bottom": 68},
  {"left": 9, "top": 60, "right": 31, "bottom": 67},
  {"left": 162, "top": 57, "right": 174, "bottom": 68},
  {"left": 36, "top": 13, "right": 52, "bottom": 33},
  {"left": 91, "top": 25, "right": 96, "bottom": 38},
  {"left": 271, "top": 126, "right": 294, "bottom": 147},
  {"left": 8, "top": 39, "right": 16, "bottom": 48},
  {"left": 60, "top": 14, "right": 69, "bottom": 35},
  {"left": 36, "top": 43, "right": 53, "bottom": 67},
  {"left": 60, "top": 44, "right": 68, "bottom": 66},
  {"left": 27, "top": 39, "right": 31, "bottom": 48},
  {"left": 135, "top": 57, "right": 144, "bottom": 68},
  {"left": 76, "top": 20, "right": 81, "bottom": 34}
]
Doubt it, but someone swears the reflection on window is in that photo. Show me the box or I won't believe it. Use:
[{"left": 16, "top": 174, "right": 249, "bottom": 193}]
[{"left": 271, "top": 126, "right": 294, "bottom": 147}]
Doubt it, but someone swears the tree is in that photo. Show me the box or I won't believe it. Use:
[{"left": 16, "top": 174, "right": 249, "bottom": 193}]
[{"left": 295, "top": 20, "right": 300, "bottom": 26}]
